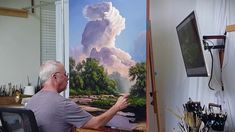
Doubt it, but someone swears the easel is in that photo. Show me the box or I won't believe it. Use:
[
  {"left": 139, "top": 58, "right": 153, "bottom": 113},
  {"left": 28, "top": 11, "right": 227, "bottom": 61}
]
[{"left": 146, "top": 0, "right": 161, "bottom": 131}]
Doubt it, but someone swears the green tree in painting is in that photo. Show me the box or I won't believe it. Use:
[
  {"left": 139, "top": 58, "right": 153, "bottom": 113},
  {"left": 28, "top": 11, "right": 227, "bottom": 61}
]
[
  {"left": 69, "top": 57, "right": 117, "bottom": 95},
  {"left": 69, "top": 57, "right": 84, "bottom": 95},
  {"left": 129, "top": 62, "right": 146, "bottom": 97}
]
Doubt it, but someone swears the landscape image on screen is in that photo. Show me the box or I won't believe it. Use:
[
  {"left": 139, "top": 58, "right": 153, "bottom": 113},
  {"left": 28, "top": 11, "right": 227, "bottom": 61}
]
[{"left": 176, "top": 11, "right": 208, "bottom": 77}]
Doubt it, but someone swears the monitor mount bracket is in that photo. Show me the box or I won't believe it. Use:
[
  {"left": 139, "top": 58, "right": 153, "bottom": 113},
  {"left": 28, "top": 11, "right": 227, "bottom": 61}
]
[
  {"left": 203, "top": 35, "right": 226, "bottom": 50},
  {"left": 203, "top": 35, "right": 226, "bottom": 69}
]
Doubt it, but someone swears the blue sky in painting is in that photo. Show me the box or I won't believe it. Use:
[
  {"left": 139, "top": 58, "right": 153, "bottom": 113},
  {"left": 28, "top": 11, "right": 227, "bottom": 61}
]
[{"left": 69, "top": 0, "right": 146, "bottom": 62}]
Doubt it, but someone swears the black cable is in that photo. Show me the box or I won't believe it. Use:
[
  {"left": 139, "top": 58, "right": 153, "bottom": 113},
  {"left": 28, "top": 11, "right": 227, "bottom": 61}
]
[
  {"left": 208, "top": 40, "right": 225, "bottom": 91},
  {"left": 207, "top": 43, "right": 215, "bottom": 90}
]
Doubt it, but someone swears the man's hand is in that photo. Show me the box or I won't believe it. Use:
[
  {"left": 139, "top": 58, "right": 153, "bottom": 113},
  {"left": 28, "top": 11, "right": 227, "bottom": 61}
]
[
  {"left": 83, "top": 93, "right": 130, "bottom": 129},
  {"left": 114, "top": 93, "right": 129, "bottom": 111}
]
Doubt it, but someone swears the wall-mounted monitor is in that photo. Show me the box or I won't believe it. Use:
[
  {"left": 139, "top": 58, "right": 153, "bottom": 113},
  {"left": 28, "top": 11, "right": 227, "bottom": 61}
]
[{"left": 176, "top": 11, "right": 209, "bottom": 77}]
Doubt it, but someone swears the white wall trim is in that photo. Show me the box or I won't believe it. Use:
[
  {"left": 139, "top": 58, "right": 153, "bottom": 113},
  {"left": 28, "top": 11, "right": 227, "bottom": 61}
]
[{"left": 56, "top": 0, "right": 69, "bottom": 98}]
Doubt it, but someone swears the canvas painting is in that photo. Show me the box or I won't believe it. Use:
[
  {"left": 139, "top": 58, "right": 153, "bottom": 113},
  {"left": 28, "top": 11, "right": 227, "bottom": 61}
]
[{"left": 69, "top": 0, "right": 146, "bottom": 131}]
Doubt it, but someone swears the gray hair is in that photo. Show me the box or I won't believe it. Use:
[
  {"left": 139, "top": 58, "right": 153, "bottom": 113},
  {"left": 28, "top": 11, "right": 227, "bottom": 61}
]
[{"left": 39, "top": 60, "right": 62, "bottom": 85}]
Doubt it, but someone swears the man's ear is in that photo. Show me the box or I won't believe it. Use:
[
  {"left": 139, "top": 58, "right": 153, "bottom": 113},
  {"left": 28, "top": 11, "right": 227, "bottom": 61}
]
[{"left": 53, "top": 74, "right": 56, "bottom": 79}]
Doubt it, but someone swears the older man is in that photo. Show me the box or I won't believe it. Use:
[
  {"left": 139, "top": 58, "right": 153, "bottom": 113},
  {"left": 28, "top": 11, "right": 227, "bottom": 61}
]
[{"left": 26, "top": 60, "right": 129, "bottom": 132}]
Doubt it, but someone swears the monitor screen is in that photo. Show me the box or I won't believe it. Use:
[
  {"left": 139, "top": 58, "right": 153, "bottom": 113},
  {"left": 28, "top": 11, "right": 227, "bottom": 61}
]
[{"left": 176, "top": 11, "right": 208, "bottom": 77}]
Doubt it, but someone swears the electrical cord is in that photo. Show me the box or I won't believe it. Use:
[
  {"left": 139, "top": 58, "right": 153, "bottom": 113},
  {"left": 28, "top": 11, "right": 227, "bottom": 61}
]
[
  {"left": 205, "top": 39, "right": 225, "bottom": 91},
  {"left": 204, "top": 41, "right": 215, "bottom": 90}
]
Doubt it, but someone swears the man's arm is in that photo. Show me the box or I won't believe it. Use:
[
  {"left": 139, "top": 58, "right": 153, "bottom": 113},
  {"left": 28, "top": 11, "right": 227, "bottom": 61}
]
[{"left": 82, "top": 94, "right": 129, "bottom": 129}]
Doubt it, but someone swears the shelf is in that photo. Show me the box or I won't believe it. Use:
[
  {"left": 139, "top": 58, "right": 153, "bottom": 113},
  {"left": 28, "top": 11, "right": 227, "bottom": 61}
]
[
  {"left": 0, "top": 6, "right": 28, "bottom": 18},
  {"left": 0, "top": 96, "right": 20, "bottom": 105},
  {"left": 226, "top": 24, "right": 235, "bottom": 32}
]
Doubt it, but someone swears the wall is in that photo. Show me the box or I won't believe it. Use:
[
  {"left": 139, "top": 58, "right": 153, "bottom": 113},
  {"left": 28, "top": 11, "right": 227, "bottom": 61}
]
[
  {"left": 0, "top": 0, "right": 40, "bottom": 87},
  {"left": 222, "top": 0, "right": 235, "bottom": 130},
  {"left": 150, "top": 0, "right": 196, "bottom": 131},
  {"left": 151, "top": 0, "right": 235, "bottom": 131}
]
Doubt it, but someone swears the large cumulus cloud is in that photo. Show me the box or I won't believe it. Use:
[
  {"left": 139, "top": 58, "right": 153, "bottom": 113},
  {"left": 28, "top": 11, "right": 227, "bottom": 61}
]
[{"left": 70, "top": 2, "right": 136, "bottom": 78}]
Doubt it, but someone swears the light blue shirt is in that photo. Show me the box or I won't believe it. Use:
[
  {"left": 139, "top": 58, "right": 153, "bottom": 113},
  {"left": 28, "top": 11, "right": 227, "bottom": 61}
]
[{"left": 26, "top": 90, "right": 92, "bottom": 132}]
